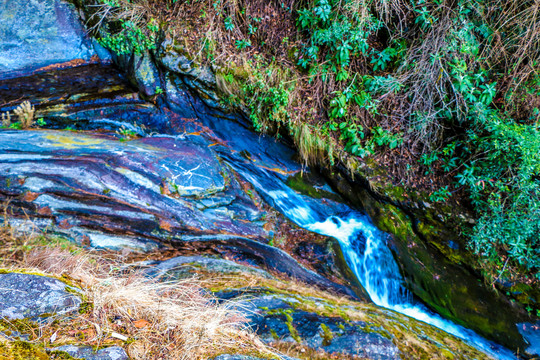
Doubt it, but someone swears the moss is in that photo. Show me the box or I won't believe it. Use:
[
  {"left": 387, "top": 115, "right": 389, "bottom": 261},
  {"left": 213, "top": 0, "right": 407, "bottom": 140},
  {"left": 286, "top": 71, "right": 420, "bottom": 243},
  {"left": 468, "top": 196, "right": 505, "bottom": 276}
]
[
  {"left": 0, "top": 341, "right": 49, "bottom": 360},
  {"left": 319, "top": 323, "right": 333, "bottom": 346},
  {"left": 269, "top": 329, "right": 279, "bottom": 341},
  {"left": 283, "top": 311, "right": 301, "bottom": 343},
  {"left": 47, "top": 349, "right": 80, "bottom": 359},
  {"left": 285, "top": 172, "right": 342, "bottom": 202},
  {"left": 0, "top": 318, "right": 39, "bottom": 336},
  {"left": 440, "top": 349, "right": 455, "bottom": 359}
]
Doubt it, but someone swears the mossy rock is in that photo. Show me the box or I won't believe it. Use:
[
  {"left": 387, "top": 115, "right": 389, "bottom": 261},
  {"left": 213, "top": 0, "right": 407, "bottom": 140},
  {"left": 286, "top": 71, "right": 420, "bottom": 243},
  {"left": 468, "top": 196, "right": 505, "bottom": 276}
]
[
  {"left": 365, "top": 197, "right": 529, "bottom": 350},
  {"left": 211, "top": 275, "right": 496, "bottom": 360},
  {"left": 320, "top": 164, "right": 531, "bottom": 350},
  {"left": 0, "top": 341, "right": 49, "bottom": 360}
]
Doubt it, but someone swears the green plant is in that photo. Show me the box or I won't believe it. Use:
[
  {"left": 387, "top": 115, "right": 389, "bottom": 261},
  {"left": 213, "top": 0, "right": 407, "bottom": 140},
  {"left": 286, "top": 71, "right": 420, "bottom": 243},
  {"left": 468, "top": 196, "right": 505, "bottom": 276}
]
[
  {"left": 429, "top": 186, "right": 451, "bottom": 203},
  {"left": 242, "top": 59, "right": 291, "bottom": 132},
  {"left": 370, "top": 47, "right": 397, "bottom": 71},
  {"left": 224, "top": 16, "right": 234, "bottom": 31},
  {"left": 235, "top": 39, "right": 251, "bottom": 50},
  {"left": 97, "top": 4, "right": 159, "bottom": 56},
  {"left": 116, "top": 126, "right": 139, "bottom": 141},
  {"left": 339, "top": 121, "right": 368, "bottom": 157},
  {"left": 368, "top": 127, "right": 403, "bottom": 150}
]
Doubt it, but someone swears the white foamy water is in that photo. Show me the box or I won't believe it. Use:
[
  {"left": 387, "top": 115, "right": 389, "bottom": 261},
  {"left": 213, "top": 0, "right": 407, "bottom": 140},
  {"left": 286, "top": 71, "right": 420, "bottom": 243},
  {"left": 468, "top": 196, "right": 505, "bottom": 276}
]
[{"left": 263, "top": 188, "right": 516, "bottom": 360}]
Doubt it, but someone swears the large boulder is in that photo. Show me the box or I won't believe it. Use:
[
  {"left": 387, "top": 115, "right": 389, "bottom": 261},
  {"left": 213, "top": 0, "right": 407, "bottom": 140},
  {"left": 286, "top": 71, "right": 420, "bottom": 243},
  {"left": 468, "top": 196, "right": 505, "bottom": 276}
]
[
  {"left": 0, "top": 0, "right": 100, "bottom": 80},
  {"left": 0, "top": 130, "right": 260, "bottom": 238},
  {"left": 237, "top": 294, "right": 400, "bottom": 360}
]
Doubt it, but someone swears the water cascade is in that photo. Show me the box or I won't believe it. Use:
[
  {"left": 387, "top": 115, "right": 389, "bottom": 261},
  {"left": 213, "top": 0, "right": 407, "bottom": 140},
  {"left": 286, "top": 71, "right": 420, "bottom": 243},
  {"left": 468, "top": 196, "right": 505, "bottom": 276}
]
[{"left": 228, "top": 161, "right": 516, "bottom": 360}]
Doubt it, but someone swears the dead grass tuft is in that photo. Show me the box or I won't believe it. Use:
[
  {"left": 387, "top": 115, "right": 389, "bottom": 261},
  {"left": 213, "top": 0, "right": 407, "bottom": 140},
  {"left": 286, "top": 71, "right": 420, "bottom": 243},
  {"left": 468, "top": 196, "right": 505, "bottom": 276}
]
[
  {"left": 13, "top": 101, "right": 35, "bottom": 129},
  {"left": 0, "top": 225, "right": 277, "bottom": 360}
]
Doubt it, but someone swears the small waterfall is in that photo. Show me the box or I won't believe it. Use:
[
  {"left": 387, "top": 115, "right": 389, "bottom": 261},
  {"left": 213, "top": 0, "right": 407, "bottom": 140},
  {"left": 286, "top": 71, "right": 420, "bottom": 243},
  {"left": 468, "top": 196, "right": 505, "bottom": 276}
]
[
  {"left": 226, "top": 159, "right": 515, "bottom": 359},
  {"left": 308, "top": 216, "right": 409, "bottom": 307}
]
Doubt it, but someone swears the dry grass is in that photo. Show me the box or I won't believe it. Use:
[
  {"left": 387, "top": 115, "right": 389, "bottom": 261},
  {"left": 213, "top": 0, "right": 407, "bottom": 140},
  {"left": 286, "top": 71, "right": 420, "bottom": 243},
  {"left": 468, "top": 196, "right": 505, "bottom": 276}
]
[
  {"left": 81, "top": 0, "right": 540, "bottom": 198},
  {"left": 0, "top": 101, "right": 35, "bottom": 129},
  {"left": 1, "top": 112, "right": 10, "bottom": 127},
  {"left": 13, "top": 101, "right": 35, "bottom": 129},
  {"left": 0, "top": 226, "right": 278, "bottom": 360}
]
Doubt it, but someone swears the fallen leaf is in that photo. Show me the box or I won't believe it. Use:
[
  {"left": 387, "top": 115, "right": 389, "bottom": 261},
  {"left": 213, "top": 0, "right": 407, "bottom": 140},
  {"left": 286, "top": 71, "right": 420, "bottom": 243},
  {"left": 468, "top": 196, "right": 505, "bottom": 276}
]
[
  {"left": 22, "top": 191, "right": 39, "bottom": 202},
  {"left": 133, "top": 319, "right": 150, "bottom": 329}
]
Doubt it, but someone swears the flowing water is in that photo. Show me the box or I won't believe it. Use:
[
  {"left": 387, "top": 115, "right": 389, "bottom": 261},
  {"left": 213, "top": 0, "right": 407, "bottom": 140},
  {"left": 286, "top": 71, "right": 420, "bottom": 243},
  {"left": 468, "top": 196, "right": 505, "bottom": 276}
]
[{"left": 227, "top": 160, "right": 516, "bottom": 360}]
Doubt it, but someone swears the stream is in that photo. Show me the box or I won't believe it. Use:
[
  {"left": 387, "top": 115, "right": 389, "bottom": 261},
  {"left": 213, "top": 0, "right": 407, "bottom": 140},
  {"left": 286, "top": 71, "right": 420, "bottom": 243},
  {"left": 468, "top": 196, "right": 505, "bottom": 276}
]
[{"left": 212, "top": 144, "right": 516, "bottom": 359}]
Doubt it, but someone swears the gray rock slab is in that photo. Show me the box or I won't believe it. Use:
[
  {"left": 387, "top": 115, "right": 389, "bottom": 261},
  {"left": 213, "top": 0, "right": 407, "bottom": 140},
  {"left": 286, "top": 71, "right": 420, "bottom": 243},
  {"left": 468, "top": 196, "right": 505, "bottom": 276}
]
[
  {"left": 146, "top": 255, "right": 274, "bottom": 280},
  {"left": 0, "top": 273, "right": 81, "bottom": 320},
  {"left": 133, "top": 51, "right": 161, "bottom": 96},
  {"left": 0, "top": 0, "right": 97, "bottom": 79},
  {"left": 51, "top": 345, "right": 128, "bottom": 360}
]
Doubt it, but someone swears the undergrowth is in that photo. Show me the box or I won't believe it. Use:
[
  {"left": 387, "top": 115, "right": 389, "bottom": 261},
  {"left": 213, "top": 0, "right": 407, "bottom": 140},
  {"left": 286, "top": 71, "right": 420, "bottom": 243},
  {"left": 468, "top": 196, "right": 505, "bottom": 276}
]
[{"left": 83, "top": 0, "right": 540, "bottom": 284}]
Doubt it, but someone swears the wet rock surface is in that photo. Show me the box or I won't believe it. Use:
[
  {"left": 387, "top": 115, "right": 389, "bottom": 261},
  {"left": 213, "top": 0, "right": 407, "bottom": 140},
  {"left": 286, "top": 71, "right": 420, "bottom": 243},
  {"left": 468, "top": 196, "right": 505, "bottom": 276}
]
[
  {"left": 0, "top": 130, "right": 259, "bottom": 238},
  {"left": 0, "top": 272, "right": 81, "bottom": 321}
]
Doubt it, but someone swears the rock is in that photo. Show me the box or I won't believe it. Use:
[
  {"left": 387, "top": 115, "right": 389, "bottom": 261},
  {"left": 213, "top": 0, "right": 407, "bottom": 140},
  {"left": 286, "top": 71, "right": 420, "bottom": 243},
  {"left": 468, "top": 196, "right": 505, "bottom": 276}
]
[
  {"left": 132, "top": 51, "right": 161, "bottom": 97},
  {"left": 158, "top": 40, "right": 217, "bottom": 89},
  {"left": 145, "top": 255, "right": 274, "bottom": 280},
  {"left": 164, "top": 72, "right": 200, "bottom": 119},
  {"left": 160, "top": 238, "right": 360, "bottom": 299},
  {"left": 0, "top": 130, "right": 262, "bottom": 238},
  {"left": 235, "top": 295, "right": 399, "bottom": 360},
  {"left": 157, "top": 40, "right": 232, "bottom": 112},
  {"left": 0, "top": 0, "right": 98, "bottom": 80},
  {"left": 212, "top": 356, "right": 299, "bottom": 360},
  {"left": 0, "top": 273, "right": 81, "bottom": 320},
  {"left": 51, "top": 345, "right": 128, "bottom": 360},
  {"left": 518, "top": 322, "right": 540, "bottom": 356},
  {"left": 63, "top": 229, "right": 162, "bottom": 252}
]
